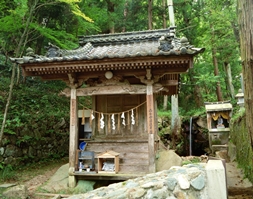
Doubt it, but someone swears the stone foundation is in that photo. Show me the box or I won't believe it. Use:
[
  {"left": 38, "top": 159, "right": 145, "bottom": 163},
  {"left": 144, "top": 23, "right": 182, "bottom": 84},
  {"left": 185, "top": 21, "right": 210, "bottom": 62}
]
[{"left": 67, "top": 160, "right": 227, "bottom": 199}]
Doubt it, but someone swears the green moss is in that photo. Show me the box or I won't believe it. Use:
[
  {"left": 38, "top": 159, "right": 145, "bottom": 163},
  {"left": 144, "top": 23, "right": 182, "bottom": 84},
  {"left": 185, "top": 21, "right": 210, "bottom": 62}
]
[
  {"left": 230, "top": 110, "right": 253, "bottom": 183},
  {"left": 212, "top": 140, "right": 221, "bottom": 145},
  {"left": 182, "top": 157, "right": 201, "bottom": 166}
]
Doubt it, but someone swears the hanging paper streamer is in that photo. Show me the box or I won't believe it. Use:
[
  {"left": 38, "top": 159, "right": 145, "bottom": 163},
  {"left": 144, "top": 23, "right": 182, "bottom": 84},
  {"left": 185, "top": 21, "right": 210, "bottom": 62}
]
[
  {"left": 121, "top": 112, "right": 126, "bottom": 126},
  {"left": 131, "top": 109, "right": 135, "bottom": 125},
  {"left": 111, "top": 114, "right": 116, "bottom": 130},
  {"left": 80, "top": 101, "right": 147, "bottom": 131},
  {"left": 100, "top": 113, "right": 105, "bottom": 129}
]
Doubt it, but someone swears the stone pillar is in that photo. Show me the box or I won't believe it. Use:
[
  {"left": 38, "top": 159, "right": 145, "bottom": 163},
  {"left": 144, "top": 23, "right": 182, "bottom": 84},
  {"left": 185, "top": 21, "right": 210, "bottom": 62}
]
[
  {"left": 206, "top": 160, "right": 227, "bottom": 199},
  {"left": 69, "top": 88, "right": 78, "bottom": 188},
  {"left": 146, "top": 83, "right": 156, "bottom": 173}
]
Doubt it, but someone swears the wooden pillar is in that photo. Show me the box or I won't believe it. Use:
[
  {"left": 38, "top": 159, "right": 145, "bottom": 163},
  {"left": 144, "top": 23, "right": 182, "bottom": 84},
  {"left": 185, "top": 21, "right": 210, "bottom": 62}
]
[
  {"left": 146, "top": 83, "right": 156, "bottom": 173},
  {"left": 171, "top": 94, "right": 179, "bottom": 129},
  {"left": 69, "top": 88, "right": 78, "bottom": 188}
]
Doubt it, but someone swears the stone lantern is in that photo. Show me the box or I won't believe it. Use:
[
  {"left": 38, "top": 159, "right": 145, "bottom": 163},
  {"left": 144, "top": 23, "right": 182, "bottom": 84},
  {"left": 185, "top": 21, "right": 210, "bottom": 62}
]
[{"left": 235, "top": 89, "right": 244, "bottom": 109}]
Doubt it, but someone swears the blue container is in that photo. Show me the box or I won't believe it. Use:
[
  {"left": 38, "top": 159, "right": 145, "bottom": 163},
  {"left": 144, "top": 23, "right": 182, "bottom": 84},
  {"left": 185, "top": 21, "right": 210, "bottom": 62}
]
[{"left": 79, "top": 142, "right": 87, "bottom": 150}]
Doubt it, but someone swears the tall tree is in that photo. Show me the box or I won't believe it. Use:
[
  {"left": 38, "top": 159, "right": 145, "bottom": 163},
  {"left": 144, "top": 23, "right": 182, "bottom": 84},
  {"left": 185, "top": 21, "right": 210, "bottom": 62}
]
[
  {"left": 0, "top": 0, "right": 94, "bottom": 144},
  {"left": 177, "top": 0, "right": 239, "bottom": 105},
  {"left": 105, "top": 0, "right": 115, "bottom": 33},
  {"left": 148, "top": 0, "right": 153, "bottom": 29},
  {"left": 238, "top": 0, "right": 253, "bottom": 145}
]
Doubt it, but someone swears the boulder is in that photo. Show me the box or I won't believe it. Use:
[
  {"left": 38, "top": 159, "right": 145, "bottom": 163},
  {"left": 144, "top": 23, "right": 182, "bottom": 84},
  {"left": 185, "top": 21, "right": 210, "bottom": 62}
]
[
  {"left": 156, "top": 150, "right": 182, "bottom": 171},
  {"left": 40, "top": 163, "right": 69, "bottom": 192},
  {"left": 2, "top": 185, "right": 28, "bottom": 199}
]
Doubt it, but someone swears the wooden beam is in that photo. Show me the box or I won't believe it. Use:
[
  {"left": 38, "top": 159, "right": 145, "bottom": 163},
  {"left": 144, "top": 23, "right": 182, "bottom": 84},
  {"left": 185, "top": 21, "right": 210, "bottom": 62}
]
[
  {"left": 60, "top": 84, "right": 165, "bottom": 97},
  {"left": 25, "top": 65, "right": 189, "bottom": 79},
  {"left": 22, "top": 55, "right": 192, "bottom": 68}
]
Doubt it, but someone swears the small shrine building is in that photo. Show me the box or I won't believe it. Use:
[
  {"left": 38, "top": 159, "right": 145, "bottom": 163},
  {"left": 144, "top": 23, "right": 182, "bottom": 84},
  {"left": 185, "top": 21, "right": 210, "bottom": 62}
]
[{"left": 11, "top": 27, "right": 204, "bottom": 187}]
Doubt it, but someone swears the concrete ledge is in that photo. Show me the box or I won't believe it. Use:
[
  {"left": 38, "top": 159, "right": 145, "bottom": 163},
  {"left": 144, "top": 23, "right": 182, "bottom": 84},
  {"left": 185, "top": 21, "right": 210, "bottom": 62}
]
[{"left": 206, "top": 160, "right": 227, "bottom": 199}]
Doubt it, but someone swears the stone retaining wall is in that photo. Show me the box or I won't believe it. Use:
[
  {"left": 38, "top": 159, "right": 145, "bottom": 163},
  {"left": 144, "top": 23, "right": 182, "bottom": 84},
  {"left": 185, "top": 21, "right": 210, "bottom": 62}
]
[
  {"left": 0, "top": 118, "right": 69, "bottom": 167},
  {"left": 67, "top": 160, "right": 227, "bottom": 199}
]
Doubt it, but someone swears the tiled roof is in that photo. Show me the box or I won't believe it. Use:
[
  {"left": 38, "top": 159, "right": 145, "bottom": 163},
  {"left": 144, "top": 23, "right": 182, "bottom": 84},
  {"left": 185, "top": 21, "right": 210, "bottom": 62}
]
[
  {"left": 78, "top": 29, "right": 171, "bottom": 46},
  {"left": 10, "top": 28, "right": 204, "bottom": 64}
]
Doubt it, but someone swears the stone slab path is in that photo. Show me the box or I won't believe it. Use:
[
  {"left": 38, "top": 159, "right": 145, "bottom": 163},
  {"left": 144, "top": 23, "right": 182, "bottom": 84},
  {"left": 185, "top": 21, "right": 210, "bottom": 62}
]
[{"left": 226, "top": 162, "right": 253, "bottom": 197}]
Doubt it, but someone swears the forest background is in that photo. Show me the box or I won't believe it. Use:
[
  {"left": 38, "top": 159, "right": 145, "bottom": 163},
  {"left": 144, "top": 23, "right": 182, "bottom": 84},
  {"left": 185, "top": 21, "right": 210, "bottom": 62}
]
[{"left": 0, "top": 0, "right": 248, "bottom": 179}]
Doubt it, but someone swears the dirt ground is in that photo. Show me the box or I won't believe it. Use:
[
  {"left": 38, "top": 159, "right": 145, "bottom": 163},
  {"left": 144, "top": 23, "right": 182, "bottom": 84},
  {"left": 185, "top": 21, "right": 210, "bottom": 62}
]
[
  {"left": 0, "top": 157, "right": 69, "bottom": 199},
  {"left": 24, "top": 166, "right": 62, "bottom": 198}
]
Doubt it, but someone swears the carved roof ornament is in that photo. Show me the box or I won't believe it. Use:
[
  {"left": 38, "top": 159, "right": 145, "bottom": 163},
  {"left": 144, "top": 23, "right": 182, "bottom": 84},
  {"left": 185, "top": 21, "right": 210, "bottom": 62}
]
[
  {"left": 26, "top": 47, "right": 35, "bottom": 56},
  {"left": 45, "top": 42, "right": 93, "bottom": 58},
  {"left": 158, "top": 33, "right": 174, "bottom": 52},
  {"left": 45, "top": 43, "right": 62, "bottom": 57}
]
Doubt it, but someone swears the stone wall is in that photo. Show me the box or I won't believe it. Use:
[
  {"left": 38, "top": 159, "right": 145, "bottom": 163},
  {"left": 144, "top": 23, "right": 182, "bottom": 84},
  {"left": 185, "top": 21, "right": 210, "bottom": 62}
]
[
  {"left": 67, "top": 160, "right": 227, "bottom": 199},
  {"left": 230, "top": 109, "right": 253, "bottom": 182},
  {"left": 0, "top": 117, "right": 69, "bottom": 167}
]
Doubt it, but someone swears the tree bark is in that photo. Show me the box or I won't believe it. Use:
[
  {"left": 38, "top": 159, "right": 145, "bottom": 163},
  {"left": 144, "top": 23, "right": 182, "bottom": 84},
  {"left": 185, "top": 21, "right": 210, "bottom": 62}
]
[
  {"left": 212, "top": 47, "right": 223, "bottom": 101},
  {"left": 162, "top": 0, "right": 167, "bottom": 28},
  {"left": 162, "top": 0, "right": 168, "bottom": 110},
  {"left": 122, "top": 1, "right": 128, "bottom": 32},
  {"left": 224, "top": 62, "right": 235, "bottom": 99},
  {"left": 148, "top": 0, "right": 153, "bottom": 29},
  {"left": 106, "top": 0, "right": 115, "bottom": 33},
  {"left": 238, "top": 0, "right": 253, "bottom": 145}
]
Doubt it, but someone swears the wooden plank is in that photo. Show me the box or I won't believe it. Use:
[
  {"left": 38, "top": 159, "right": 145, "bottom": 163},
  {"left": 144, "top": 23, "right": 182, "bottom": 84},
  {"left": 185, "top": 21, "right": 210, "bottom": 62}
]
[
  {"left": 120, "top": 158, "right": 149, "bottom": 165},
  {"left": 86, "top": 143, "right": 148, "bottom": 153},
  {"left": 119, "top": 164, "right": 149, "bottom": 173},
  {"left": 120, "top": 152, "right": 149, "bottom": 159},
  {"left": 83, "top": 141, "right": 150, "bottom": 174}
]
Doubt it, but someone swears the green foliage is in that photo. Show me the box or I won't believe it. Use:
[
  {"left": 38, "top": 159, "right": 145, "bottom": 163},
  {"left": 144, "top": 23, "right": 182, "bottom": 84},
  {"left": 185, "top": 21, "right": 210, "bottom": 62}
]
[
  {"left": 72, "top": 180, "right": 95, "bottom": 194},
  {"left": 179, "top": 107, "right": 206, "bottom": 120},
  {"left": 0, "top": 164, "right": 15, "bottom": 181},
  {"left": 157, "top": 110, "right": 171, "bottom": 119},
  {"left": 30, "top": 24, "right": 78, "bottom": 50},
  {"left": 175, "top": 0, "right": 241, "bottom": 108},
  {"left": 16, "top": 135, "right": 32, "bottom": 146},
  {"left": 59, "top": 0, "right": 94, "bottom": 23},
  {"left": 182, "top": 157, "right": 201, "bottom": 166},
  {"left": 0, "top": 77, "right": 70, "bottom": 167}
]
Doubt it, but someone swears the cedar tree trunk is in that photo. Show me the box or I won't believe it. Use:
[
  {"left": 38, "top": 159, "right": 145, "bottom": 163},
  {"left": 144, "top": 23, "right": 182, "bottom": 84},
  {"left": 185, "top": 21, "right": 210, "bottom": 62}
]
[{"left": 238, "top": 0, "right": 253, "bottom": 145}]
